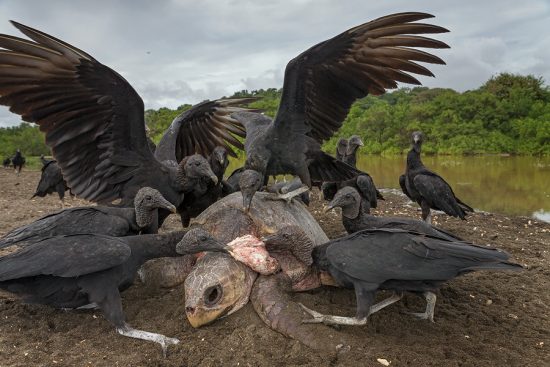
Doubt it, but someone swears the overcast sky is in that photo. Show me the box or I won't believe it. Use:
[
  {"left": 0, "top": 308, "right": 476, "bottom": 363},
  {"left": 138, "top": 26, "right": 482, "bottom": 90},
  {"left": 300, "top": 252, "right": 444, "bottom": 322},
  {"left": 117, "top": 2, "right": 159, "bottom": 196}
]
[{"left": 0, "top": 0, "right": 548, "bottom": 127}]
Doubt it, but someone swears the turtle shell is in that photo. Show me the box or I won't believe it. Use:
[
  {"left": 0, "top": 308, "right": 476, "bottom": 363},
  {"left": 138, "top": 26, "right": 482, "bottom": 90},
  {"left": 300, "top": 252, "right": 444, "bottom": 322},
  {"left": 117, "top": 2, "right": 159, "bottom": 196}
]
[{"left": 190, "top": 191, "right": 328, "bottom": 245}]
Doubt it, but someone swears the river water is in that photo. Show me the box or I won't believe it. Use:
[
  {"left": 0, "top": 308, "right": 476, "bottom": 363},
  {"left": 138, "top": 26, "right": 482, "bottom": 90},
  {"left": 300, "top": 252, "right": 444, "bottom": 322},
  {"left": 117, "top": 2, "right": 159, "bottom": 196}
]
[{"left": 227, "top": 154, "right": 550, "bottom": 222}]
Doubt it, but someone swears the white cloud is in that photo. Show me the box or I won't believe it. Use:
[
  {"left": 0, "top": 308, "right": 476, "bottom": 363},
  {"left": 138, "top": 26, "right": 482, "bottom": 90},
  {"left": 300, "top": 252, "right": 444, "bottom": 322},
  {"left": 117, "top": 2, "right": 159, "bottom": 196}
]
[{"left": 0, "top": 0, "right": 548, "bottom": 127}]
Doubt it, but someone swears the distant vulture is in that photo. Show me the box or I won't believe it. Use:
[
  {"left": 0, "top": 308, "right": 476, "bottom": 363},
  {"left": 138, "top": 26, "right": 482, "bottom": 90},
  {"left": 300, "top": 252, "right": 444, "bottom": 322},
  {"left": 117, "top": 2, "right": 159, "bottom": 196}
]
[{"left": 400, "top": 131, "right": 473, "bottom": 223}]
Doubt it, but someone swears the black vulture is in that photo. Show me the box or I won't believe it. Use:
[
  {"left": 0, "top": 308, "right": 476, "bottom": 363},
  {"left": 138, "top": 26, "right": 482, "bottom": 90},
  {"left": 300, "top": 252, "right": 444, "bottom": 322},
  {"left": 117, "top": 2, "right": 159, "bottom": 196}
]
[
  {"left": 322, "top": 134, "right": 378, "bottom": 204},
  {"left": 322, "top": 172, "right": 383, "bottom": 207},
  {"left": 326, "top": 186, "right": 463, "bottom": 241},
  {"left": 335, "top": 138, "right": 348, "bottom": 161},
  {"left": 11, "top": 149, "right": 25, "bottom": 174},
  {"left": 225, "top": 166, "right": 245, "bottom": 194},
  {"left": 0, "top": 231, "right": 190, "bottom": 355},
  {"left": 220, "top": 13, "right": 449, "bottom": 210},
  {"left": 263, "top": 226, "right": 522, "bottom": 326},
  {"left": 0, "top": 22, "right": 245, "bottom": 217},
  {"left": 1, "top": 187, "right": 176, "bottom": 250},
  {"left": 2, "top": 157, "right": 10, "bottom": 168},
  {"left": 176, "top": 146, "right": 232, "bottom": 226},
  {"left": 342, "top": 135, "right": 364, "bottom": 168},
  {"left": 154, "top": 98, "right": 259, "bottom": 163},
  {"left": 401, "top": 131, "right": 474, "bottom": 223},
  {"left": 32, "top": 157, "right": 72, "bottom": 207}
]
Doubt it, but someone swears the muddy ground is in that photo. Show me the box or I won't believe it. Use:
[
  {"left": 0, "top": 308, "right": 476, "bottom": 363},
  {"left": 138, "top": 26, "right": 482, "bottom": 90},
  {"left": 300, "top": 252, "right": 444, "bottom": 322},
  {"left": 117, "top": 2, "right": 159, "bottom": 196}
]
[{"left": 0, "top": 168, "right": 548, "bottom": 367}]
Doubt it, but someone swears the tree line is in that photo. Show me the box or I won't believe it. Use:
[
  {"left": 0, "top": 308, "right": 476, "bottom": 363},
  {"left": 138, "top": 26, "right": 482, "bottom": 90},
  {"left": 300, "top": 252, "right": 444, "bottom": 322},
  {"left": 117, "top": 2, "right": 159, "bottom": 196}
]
[{"left": 2, "top": 73, "right": 549, "bottom": 159}]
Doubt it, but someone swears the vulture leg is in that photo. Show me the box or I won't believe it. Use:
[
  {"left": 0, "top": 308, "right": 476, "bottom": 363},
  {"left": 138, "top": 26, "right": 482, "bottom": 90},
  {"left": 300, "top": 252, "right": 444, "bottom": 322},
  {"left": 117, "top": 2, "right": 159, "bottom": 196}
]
[
  {"left": 56, "top": 183, "right": 66, "bottom": 208},
  {"left": 421, "top": 201, "right": 432, "bottom": 224},
  {"left": 91, "top": 285, "right": 180, "bottom": 357},
  {"left": 117, "top": 324, "right": 180, "bottom": 358},
  {"left": 266, "top": 186, "right": 309, "bottom": 204},
  {"left": 406, "top": 291, "right": 436, "bottom": 322},
  {"left": 368, "top": 292, "right": 403, "bottom": 315},
  {"left": 299, "top": 283, "right": 378, "bottom": 326},
  {"left": 299, "top": 302, "right": 368, "bottom": 326}
]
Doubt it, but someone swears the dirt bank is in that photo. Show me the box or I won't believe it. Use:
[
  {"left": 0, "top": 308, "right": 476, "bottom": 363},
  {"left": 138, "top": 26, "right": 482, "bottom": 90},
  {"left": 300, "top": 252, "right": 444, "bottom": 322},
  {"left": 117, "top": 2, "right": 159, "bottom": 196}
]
[{"left": 0, "top": 169, "right": 548, "bottom": 366}]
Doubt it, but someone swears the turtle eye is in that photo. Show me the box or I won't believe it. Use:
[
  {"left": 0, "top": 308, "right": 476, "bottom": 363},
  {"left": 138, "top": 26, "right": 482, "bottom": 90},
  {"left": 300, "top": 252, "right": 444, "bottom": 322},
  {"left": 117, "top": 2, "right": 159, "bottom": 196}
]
[
  {"left": 204, "top": 285, "right": 223, "bottom": 306},
  {"left": 199, "top": 235, "right": 208, "bottom": 242},
  {"left": 345, "top": 194, "right": 351, "bottom": 198}
]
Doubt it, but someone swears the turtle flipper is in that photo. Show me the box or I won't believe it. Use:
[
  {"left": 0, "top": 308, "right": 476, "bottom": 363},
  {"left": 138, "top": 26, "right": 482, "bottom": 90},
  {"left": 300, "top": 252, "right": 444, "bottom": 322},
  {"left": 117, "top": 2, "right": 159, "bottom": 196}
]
[{"left": 250, "top": 273, "right": 354, "bottom": 352}]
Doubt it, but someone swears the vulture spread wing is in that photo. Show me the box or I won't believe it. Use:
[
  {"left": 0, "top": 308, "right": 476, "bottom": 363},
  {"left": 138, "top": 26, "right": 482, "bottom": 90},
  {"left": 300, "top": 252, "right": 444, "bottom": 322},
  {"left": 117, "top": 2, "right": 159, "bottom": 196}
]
[
  {"left": 0, "top": 21, "right": 160, "bottom": 203},
  {"left": 273, "top": 12, "right": 449, "bottom": 142},
  {"left": 155, "top": 98, "right": 258, "bottom": 162}
]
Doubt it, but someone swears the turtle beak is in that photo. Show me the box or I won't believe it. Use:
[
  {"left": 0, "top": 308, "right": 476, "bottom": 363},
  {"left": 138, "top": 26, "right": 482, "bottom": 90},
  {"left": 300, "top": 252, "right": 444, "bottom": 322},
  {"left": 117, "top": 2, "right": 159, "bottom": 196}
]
[
  {"left": 185, "top": 304, "right": 231, "bottom": 328},
  {"left": 324, "top": 204, "right": 335, "bottom": 213},
  {"left": 210, "top": 174, "right": 219, "bottom": 185}
]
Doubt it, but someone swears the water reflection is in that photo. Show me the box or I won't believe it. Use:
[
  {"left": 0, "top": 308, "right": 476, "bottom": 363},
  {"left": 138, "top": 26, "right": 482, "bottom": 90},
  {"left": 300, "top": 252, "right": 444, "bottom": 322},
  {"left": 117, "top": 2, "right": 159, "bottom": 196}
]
[
  {"left": 533, "top": 210, "right": 550, "bottom": 223},
  {"left": 227, "top": 155, "right": 550, "bottom": 222}
]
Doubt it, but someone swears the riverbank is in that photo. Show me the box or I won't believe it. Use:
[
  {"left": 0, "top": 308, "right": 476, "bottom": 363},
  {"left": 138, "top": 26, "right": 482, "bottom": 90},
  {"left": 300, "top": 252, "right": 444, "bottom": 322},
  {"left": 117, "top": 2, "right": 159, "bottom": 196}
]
[{"left": 0, "top": 169, "right": 548, "bottom": 366}]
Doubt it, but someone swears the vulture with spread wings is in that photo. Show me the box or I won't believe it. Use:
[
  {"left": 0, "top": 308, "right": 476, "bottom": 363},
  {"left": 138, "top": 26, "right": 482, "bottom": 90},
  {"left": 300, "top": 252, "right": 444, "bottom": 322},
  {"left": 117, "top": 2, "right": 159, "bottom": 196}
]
[
  {"left": 0, "top": 22, "right": 253, "bottom": 211},
  {"left": 228, "top": 12, "right": 450, "bottom": 209}
]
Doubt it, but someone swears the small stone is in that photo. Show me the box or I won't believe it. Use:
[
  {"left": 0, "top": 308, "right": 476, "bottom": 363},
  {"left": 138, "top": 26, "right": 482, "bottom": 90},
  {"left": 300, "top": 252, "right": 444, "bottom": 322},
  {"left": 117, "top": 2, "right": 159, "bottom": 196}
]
[
  {"left": 508, "top": 313, "right": 518, "bottom": 319},
  {"left": 377, "top": 358, "right": 390, "bottom": 366},
  {"left": 486, "top": 299, "right": 493, "bottom": 305},
  {"left": 464, "top": 335, "right": 470, "bottom": 339}
]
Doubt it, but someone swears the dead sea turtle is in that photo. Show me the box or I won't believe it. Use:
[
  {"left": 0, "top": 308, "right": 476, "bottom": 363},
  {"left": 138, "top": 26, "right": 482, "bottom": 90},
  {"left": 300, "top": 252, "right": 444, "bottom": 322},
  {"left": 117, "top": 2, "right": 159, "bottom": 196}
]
[{"left": 177, "top": 190, "right": 352, "bottom": 350}]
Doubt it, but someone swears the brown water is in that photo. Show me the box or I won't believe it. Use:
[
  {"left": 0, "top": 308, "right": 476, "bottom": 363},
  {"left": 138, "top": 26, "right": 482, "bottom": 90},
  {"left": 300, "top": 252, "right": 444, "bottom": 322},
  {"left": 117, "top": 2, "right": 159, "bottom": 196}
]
[{"left": 227, "top": 155, "right": 550, "bottom": 221}]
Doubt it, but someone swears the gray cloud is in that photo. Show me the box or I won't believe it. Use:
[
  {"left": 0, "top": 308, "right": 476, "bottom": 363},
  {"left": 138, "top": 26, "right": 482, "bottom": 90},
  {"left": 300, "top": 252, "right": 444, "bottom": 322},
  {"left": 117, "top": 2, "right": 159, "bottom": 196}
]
[{"left": 0, "top": 0, "right": 549, "bottom": 127}]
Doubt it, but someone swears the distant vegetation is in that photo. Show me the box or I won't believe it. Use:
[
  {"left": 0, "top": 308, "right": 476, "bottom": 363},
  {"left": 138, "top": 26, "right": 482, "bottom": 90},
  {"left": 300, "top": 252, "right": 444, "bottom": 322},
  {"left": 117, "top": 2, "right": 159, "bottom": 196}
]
[
  {"left": 2, "top": 73, "right": 549, "bottom": 161},
  {"left": 0, "top": 123, "right": 49, "bottom": 160}
]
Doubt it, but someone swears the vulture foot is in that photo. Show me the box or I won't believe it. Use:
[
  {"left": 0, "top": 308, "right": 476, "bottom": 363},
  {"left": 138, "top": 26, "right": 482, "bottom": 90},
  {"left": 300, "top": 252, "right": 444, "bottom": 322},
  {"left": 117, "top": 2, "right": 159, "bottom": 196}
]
[{"left": 116, "top": 324, "right": 179, "bottom": 358}]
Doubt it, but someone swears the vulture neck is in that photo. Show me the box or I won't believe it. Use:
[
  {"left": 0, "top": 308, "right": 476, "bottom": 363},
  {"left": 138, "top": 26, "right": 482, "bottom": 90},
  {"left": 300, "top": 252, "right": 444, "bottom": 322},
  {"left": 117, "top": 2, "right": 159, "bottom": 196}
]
[
  {"left": 131, "top": 231, "right": 186, "bottom": 262},
  {"left": 406, "top": 145, "right": 424, "bottom": 171}
]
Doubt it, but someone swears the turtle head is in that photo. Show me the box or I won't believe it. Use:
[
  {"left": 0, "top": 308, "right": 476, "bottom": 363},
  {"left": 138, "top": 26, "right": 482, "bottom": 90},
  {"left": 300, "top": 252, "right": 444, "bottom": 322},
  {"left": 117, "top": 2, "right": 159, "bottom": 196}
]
[
  {"left": 184, "top": 253, "right": 257, "bottom": 328},
  {"left": 239, "top": 169, "right": 263, "bottom": 212},
  {"left": 183, "top": 154, "right": 218, "bottom": 185},
  {"left": 326, "top": 186, "right": 362, "bottom": 219},
  {"left": 176, "top": 228, "right": 230, "bottom": 255},
  {"left": 134, "top": 187, "right": 176, "bottom": 227},
  {"left": 346, "top": 135, "right": 364, "bottom": 155}
]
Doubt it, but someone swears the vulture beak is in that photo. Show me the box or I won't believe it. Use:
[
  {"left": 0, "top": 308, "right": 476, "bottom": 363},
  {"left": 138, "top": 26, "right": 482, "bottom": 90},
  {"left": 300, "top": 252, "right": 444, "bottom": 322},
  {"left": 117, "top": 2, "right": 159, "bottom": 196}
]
[
  {"left": 242, "top": 192, "right": 253, "bottom": 213},
  {"left": 210, "top": 175, "right": 219, "bottom": 185},
  {"left": 157, "top": 196, "right": 177, "bottom": 213},
  {"left": 324, "top": 204, "right": 334, "bottom": 213}
]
